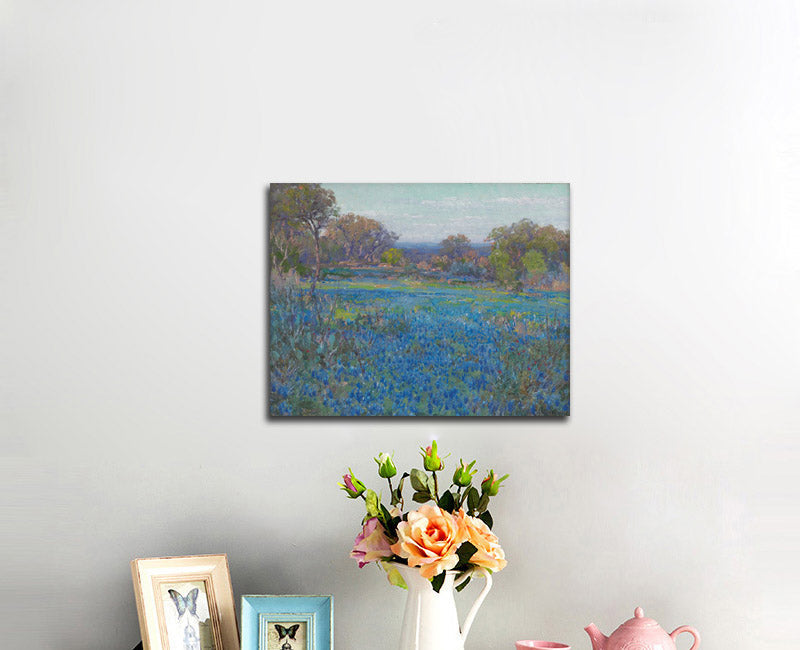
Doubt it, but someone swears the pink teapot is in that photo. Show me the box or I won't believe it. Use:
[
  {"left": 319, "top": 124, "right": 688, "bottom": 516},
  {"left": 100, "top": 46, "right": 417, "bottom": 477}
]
[{"left": 585, "top": 607, "right": 700, "bottom": 650}]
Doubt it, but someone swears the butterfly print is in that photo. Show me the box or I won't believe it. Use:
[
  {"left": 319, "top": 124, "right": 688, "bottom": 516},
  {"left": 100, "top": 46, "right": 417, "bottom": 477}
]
[
  {"left": 275, "top": 623, "right": 301, "bottom": 649},
  {"left": 275, "top": 624, "right": 300, "bottom": 640},
  {"left": 168, "top": 588, "right": 200, "bottom": 617},
  {"left": 167, "top": 588, "right": 201, "bottom": 650}
]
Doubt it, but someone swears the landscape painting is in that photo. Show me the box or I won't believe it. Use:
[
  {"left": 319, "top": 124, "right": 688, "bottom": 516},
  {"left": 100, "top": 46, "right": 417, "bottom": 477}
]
[{"left": 268, "top": 183, "right": 569, "bottom": 417}]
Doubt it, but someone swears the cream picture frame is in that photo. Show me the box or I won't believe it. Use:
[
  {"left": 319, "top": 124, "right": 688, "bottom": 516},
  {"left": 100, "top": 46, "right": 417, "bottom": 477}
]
[{"left": 131, "top": 554, "right": 240, "bottom": 650}]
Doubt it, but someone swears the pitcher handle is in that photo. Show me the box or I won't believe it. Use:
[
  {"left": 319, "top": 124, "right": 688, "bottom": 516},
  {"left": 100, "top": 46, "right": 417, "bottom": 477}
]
[
  {"left": 670, "top": 626, "right": 701, "bottom": 650},
  {"left": 455, "top": 567, "right": 492, "bottom": 644}
]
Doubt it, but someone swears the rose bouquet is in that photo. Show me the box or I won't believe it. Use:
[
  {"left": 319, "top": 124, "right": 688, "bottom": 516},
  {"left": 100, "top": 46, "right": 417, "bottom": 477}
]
[{"left": 339, "top": 441, "right": 508, "bottom": 592}]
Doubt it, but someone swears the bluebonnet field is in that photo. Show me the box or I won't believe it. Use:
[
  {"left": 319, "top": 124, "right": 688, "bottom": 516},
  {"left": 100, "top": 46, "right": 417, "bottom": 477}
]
[{"left": 269, "top": 270, "right": 569, "bottom": 417}]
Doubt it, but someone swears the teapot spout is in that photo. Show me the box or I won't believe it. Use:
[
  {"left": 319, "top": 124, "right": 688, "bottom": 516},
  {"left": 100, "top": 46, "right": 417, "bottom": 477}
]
[{"left": 584, "top": 623, "right": 608, "bottom": 650}]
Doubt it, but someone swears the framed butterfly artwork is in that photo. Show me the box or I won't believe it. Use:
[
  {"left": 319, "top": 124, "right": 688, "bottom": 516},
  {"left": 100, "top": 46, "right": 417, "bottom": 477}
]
[
  {"left": 240, "top": 595, "right": 332, "bottom": 650},
  {"left": 131, "top": 554, "right": 239, "bottom": 650}
]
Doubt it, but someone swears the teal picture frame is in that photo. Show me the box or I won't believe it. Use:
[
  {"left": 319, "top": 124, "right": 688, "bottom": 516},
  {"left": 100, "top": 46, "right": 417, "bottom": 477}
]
[{"left": 241, "top": 595, "right": 333, "bottom": 650}]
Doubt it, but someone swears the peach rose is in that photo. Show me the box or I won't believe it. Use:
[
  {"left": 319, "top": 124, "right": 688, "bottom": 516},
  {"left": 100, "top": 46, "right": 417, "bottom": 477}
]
[
  {"left": 460, "top": 511, "right": 507, "bottom": 572},
  {"left": 390, "top": 504, "right": 467, "bottom": 579}
]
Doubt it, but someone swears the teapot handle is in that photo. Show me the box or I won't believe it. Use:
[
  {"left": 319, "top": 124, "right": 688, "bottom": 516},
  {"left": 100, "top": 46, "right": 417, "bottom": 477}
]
[
  {"left": 455, "top": 567, "right": 492, "bottom": 644},
  {"left": 670, "top": 625, "right": 701, "bottom": 650}
]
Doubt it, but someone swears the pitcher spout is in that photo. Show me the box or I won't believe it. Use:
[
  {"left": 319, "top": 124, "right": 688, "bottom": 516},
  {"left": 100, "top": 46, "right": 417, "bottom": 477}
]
[{"left": 584, "top": 623, "right": 608, "bottom": 650}]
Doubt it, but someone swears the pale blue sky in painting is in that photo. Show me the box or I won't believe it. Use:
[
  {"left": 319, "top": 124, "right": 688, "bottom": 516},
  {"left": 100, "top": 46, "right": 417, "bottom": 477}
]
[{"left": 322, "top": 183, "right": 570, "bottom": 243}]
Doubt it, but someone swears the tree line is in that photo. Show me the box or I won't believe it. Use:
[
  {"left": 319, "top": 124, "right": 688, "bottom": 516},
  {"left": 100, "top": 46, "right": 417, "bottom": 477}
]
[
  {"left": 269, "top": 183, "right": 569, "bottom": 292},
  {"left": 269, "top": 184, "right": 398, "bottom": 293}
]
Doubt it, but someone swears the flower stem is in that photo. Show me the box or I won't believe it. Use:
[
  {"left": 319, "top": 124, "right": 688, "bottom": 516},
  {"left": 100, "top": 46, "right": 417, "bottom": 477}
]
[{"left": 433, "top": 471, "right": 439, "bottom": 501}]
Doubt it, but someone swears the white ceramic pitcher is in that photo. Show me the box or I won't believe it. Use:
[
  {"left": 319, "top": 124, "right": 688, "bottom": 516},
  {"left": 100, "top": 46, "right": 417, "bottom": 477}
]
[{"left": 394, "top": 563, "right": 493, "bottom": 650}]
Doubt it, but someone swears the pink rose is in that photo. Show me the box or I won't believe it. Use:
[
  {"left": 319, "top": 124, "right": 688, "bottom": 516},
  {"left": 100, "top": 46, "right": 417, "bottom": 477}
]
[{"left": 351, "top": 518, "right": 393, "bottom": 568}]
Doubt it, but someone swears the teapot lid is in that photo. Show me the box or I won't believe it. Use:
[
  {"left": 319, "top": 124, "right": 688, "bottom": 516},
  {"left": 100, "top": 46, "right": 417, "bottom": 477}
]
[{"left": 622, "top": 607, "right": 660, "bottom": 629}]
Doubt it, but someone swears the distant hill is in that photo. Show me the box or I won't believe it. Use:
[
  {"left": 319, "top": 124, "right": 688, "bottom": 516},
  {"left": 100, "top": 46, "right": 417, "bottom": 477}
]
[{"left": 395, "top": 241, "right": 491, "bottom": 254}]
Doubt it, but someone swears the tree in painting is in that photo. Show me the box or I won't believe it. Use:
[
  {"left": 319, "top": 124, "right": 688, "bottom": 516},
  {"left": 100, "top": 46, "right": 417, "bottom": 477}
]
[
  {"left": 487, "top": 220, "right": 569, "bottom": 290},
  {"left": 327, "top": 213, "right": 398, "bottom": 264},
  {"left": 269, "top": 183, "right": 337, "bottom": 294},
  {"left": 439, "top": 233, "right": 472, "bottom": 260},
  {"left": 268, "top": 183, "right": 570, "bottom": 417}
]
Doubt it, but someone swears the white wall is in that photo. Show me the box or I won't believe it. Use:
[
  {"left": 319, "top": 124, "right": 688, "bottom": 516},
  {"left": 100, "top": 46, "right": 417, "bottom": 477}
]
[{"left": 3, "top": 1, "right": 799, "bottom": 649}]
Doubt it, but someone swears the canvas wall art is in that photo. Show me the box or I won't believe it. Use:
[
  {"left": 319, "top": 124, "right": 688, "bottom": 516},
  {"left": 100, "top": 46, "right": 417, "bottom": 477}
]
[{"left": 268, "top": 183, "right": 570, "bottom": 417}]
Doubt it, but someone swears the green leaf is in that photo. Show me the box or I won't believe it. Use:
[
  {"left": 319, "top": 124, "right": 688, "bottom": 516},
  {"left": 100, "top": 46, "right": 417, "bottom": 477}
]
[
  {"left": 383, "top": 564, "right": 407, "bottom": 590},
  {"left": 392, "top": 472, "right": 409, "bottom": 506},
  {"left": 365, "top": 489, "right": 380, "bottom": 517},
  {"left": 467, "top": 487, "right": 480, "bottom": 512},
  {"left": 456, "top": 541, "right": 478, "bottom": 567},
  {"left": 431, "top": 573, "right": 445, "bottom": 593},
  {"left": 438, "top": 491, "right": 455, "bottom": 512},
  {"left": 477, "top": 493, "right": 490, "bottom": 513},
  {"left": 455, "top": 576, "right": 472, "bottom": 592},
  {"left": 427, "top": 474, "right": 437, "bottom": 495},
  {"left": 410, "top": 469, "right": 428, "bottom": 492},
  {"left": 380, "top": 504, "right": 395, "bottom": 532},
  {"left": 412, "top": 491, "right": 432, "bottom": 504},
  {"left": 478, "top": 511, "right": 493, "bottom": 529}
]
